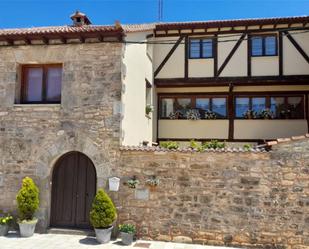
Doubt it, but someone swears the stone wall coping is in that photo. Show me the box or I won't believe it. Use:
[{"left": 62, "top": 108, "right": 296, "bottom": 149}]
[
  {"left": 266, "top": 133, "right": 309, "bottom": 146},
  {"left": 120, "top": 146, "right": 268, "bottom": 153}
]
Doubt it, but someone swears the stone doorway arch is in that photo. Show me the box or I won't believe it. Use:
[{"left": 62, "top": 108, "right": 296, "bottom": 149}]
[{"left": 50, "top": 151, "right": 96, "bottom": 229}]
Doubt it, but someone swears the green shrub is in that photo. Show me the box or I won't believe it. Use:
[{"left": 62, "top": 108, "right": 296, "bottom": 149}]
[
  {"left": 90, "top": 189, "right": 117, "bottom": 228},
  {"left": 119, "top": 223, "right": 136, "bottom": 234},
  {"left": 203, "top": 140, "right": 226, "bottom": 149},
  {"left": 159, "top": 141, "right": 179, "bottom": 150},
  {"left": 243, "top": 144, "right": 253, "bottom": 151},
  {"left": 189, "top": 140, "right": 204, "bottom": 152},
  {"left": 0, "top": 211, "right": 13, "bottom": 225},
  {"left": 16, "top": 177, "right": 39, "bottom": 221}
]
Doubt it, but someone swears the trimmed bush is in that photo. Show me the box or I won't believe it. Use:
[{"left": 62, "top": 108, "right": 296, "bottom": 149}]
[
  {"left": 90, "top": 189, "right": 117, "bottom": 228},
  {"left": 16, "top": 177, "right": 39, "bottom": 221}
]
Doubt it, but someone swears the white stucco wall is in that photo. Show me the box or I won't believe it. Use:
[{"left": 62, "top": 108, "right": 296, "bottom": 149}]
[
  {"left": 251, "top": 56, "right": 279, "bottom": 76},
  {"left": 188, "top": 59, "right": 214, "bottom": 77},
  {"left": 153, "top": 36, "right": 185, "bottom": 78},
  {"left": 283, "top": 31, "right": 309, "bottom": 75},
  {"left": 234, "top": 120, "right": 308, "bottom": 139},
  {"left": 121, "top": 32, "right": 154, "bottom": 146},
  {"left": 218, "top": 34, "right": 247, "bottom": 77},
  {"left": 158, "top": 120, "right": 229, "bottom": 139}
]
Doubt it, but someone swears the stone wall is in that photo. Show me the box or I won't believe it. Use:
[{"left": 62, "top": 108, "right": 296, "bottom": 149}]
[
  {"left": 0, "top": 42, "right": 122, "bottom": 230},
  {"left": 112, "top": 139, "right": 309, "bottom": 249}
]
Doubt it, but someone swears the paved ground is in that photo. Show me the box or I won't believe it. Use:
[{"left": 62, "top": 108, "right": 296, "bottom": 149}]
[{"left": 0, "top": 233, "right": 241, "bottom": 249}]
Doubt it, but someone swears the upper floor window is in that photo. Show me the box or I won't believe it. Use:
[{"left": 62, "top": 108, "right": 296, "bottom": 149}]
[
  {"left": 160, "top": 95, "right": 227, "bottom": 119},
  {"left": 21, "top": 65, "right": 62, "bottom": 104},
  {"left": 189, "top": 38, "right": 213, "bottom": 59},
  {"left": 251, "top": 35, "right": 277, "bottom": 56},
  {"left": 235, "top": 95, "right": 304, "bottom": 119}
]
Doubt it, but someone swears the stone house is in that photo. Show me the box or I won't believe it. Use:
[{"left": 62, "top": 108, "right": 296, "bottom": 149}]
[{"left": 0, "top": 11, "right": 308, "bottom": 238}]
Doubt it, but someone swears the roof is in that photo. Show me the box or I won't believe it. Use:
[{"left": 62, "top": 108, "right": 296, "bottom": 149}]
[
  {"left": 0, "top": 15, "right": 308, "bottom": 44},
  {"left": 155, "top": 15, "right": 309, "bottom": 30},
  {"left": 0, "top": 25, "right": 120, "bottom": 38},
  {"left": 122, "top": 23, "right": 156, "bottom": 33},
  {"left": 120, "top": 146, "right": 267, "bottom": 153},
  {"left": 266, "top": 134, "right": 309, "bottom": 146}
]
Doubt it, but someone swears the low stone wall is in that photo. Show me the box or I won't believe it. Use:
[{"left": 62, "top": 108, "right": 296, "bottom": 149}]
[{"left": 111, "top": 139, "right": 309, "bottom": 249}]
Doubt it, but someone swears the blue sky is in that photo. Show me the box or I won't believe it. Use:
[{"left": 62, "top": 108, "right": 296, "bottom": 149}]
[{"left": 0, "top": 0, "right": 308, "bottom": 29}]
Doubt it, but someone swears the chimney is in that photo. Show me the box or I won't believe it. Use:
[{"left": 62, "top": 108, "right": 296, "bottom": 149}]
[{"left": 70, "top": 11, "right": 92, "bottom": 26}]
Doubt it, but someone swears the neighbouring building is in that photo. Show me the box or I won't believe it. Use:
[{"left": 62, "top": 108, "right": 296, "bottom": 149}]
[{"left": 0, "top": 11, "right": 308, "bottom": 243}]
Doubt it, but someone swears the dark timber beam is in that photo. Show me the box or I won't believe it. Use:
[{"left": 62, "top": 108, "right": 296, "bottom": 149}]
[
  {"left": 228, "top": 83, "right": 234, "bottom": 140},
  {"left": 284, "top": 31, "right": 309, "bottom": 64},
  {"left": 278, "top": 32, "right": 283, "bottom": 76},
  {"left": 154, "top": 36, "right": 184, "bottom": 77},
  {"left": 184, "top": 35, "right": 188, "bottom": 79},
  {"left": 305, "top": 93, "right": 309, "bottom": 133},
  {"left": 247, "top": 34, "right": 251, "bottom": 77},
  {"left": 213, "top": 34, "right": 218, "bottom": 77},
  {"left": 217, "top": 34, "right": 246, "bottom": 76}
]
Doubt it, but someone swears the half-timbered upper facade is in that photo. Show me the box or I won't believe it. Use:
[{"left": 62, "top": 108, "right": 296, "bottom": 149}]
[
  {"left": 0, "top": 14, "right": 308, "bottom": 146},
  {"left": 149, "top": 16, "right": 309, "bottom": 143}
]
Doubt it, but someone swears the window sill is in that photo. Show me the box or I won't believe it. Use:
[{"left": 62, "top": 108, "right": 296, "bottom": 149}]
[{"left": 14, "top": 103, "right": 61, "bottom": 108}]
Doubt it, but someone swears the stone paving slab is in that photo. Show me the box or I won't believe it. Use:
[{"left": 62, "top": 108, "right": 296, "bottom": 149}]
[{"left": 0, "top": 233, "right": 242, "bottom": 249}]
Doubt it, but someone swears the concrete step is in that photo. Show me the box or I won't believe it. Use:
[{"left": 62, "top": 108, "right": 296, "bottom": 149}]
[{"left": 47, "top": 228, "right": 95, "bottom": 236}]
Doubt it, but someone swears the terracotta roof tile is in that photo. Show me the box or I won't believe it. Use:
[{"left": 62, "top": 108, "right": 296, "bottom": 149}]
[
  {"left": 155, "top": 15, "right": 309, "bottom": 30},
  {"left": 266, "top": 133, "right": 309, "bottom": 147},
  {"left": 122, "top": 23, "right": 156, "bottom": 33},
  {"left": 0, "top": 25, "right": 118, "bottom": 36},
  {"left": 120, "top": 146, "right": 267, "bottom": 153}
]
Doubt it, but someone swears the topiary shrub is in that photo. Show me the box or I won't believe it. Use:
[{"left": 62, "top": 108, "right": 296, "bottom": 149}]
[
  {"left": 90, "top": 189, "right": 117, "bottom": 229},
  {"left": 16, "top": 177, "right": 39, "bottom": 221}
]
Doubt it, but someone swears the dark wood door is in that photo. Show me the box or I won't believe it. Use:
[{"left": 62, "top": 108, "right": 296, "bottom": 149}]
[{"left": 51, "top": 152, "right": 96, "bottom": 228}]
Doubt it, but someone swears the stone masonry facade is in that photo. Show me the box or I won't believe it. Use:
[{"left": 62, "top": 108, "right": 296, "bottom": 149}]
[
  {"left": 111, "top": 139, "right": 309, "bottom": 249},
  {"left": 0, "top": 42, "right": 122, "bottom": 230},
  {"left": 0, "top": 42, "right": 308, "bottom": 249}
]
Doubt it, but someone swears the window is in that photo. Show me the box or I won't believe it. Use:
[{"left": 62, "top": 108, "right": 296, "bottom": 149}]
[
  {"left": 235, "top": 95, "right": 304, "bottom": 119},
  {"left": 189, "top": 38, "right": 213, "bottom": 59},
  {"left": 251, "top": 35, "right": 277, "bottom": 56},
  {"left": 271, "top": 96, "right": 303, "bottom": 119},
  {"left": 145, "top": 80, "right": 152, "bottom": 115},
  {"left": 160, "top": 95, "right": 227, "bottom": 119},
  {"left": 21, "top": 65, "right": 62, "bottom": 104}
]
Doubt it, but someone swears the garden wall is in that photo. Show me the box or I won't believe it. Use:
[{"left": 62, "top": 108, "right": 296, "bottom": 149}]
[{"left": 111, "top": 137, "right": 309, "bottom": 249}]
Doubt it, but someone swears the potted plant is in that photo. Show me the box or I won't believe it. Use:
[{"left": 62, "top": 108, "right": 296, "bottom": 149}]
[
  {"left": 16, "top": 177, "right": 39, "bottom": 237},
  {"left": 259, "top": 108, "right": 274, "bottom": 119},
  {"left": 145, "top": 105, "right": 153, "bottom": 116},
  {"left": 185, "top": 109, "right": 201, "bottom": 120},
  {"left": 204, "top": 110, "right": 217, "bottom": 119},
  {"left": 90, "top": 189, "right": 117, "bottom": 244},
  {"left": 146, "top": 176, "right": 160, "bottom": 191},
  {"left": 119, "top": 224, "right": 136, "bottom": 245},
  {"left": 126, "top": 177, "right": 139, "bottom": 189},
  {"left": 0, "top": 212, "right": 13, "bottom": 236},
  {"left": 243, "top": 109, "right": 257, "bottom": 119}
]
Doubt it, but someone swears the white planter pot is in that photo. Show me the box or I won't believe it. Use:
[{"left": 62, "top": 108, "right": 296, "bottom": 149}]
[
  {"left": 95, "top": 226, "right": 113, "bottom": 244},
  {"left": 18, "top": 219, "right": 37, "bottom": 237},
  {"left": 109, "top": 177, "right": 120, "bottom": 192},
  {"left": 120, "top": 232, "right": 134, "bottom": 245},
  {"left": 0, "top": 224, "right": 9, "bottom": 236}
]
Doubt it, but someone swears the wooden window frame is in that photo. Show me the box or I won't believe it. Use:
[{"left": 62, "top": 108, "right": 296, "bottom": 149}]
[
  {"left": 159, "top": 93, "right": 228, "bottom": 119},
  {"left": 189, "top": 37, "right": 214, "bottom": 59},
  {"left": 250, "top": 34, "right": 278, "bottom": 57},
  {"left": 21, "top": 64, "right": 62, "bottom": 104},
  {"left": 234, "top": 94, "right": 305, "bottom": 119}
]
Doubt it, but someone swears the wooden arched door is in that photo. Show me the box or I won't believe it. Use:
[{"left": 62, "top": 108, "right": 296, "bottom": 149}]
[{"left": 51, "top": 152, "right": 96, "bottom": 229}]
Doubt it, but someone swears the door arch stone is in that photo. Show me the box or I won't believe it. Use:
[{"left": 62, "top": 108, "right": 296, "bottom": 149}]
[{"left": 50, "top": 151, "right": 96, "bottom": 228}]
